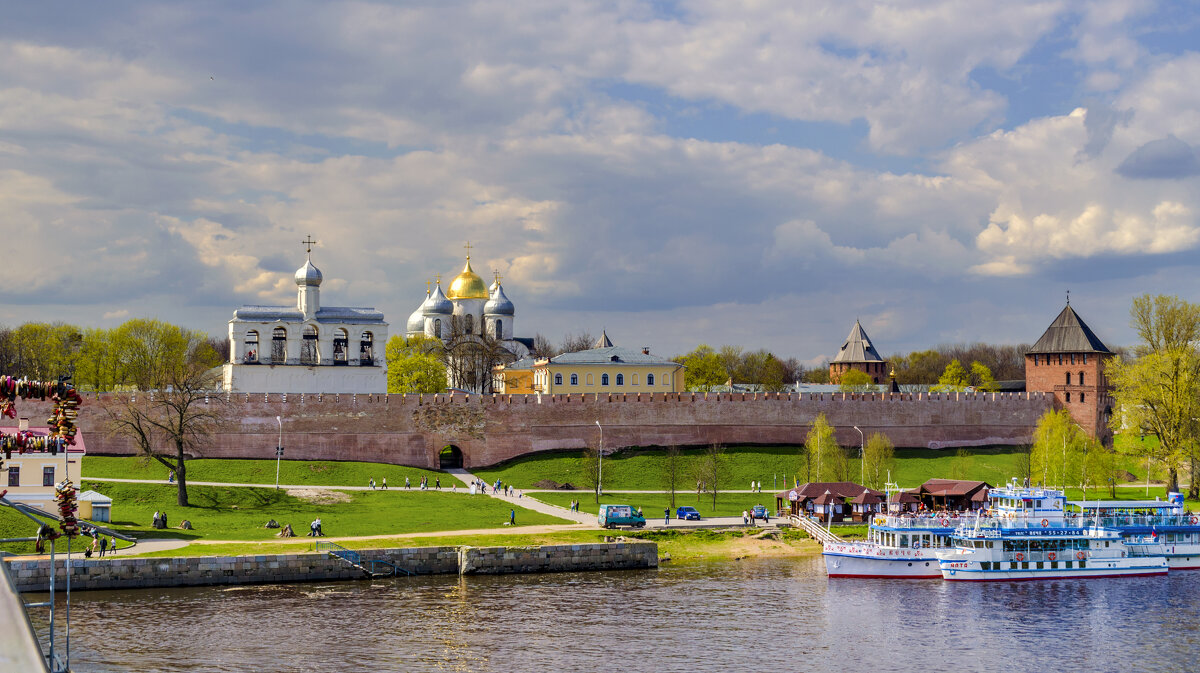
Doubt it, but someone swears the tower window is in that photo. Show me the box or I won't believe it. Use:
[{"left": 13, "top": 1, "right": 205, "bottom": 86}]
[
  {"left": 360, "top": 332, "right": 375, "bottom": 365},
  {"left": 1066, "top": 392, "right": 1071, "bottom": 403},
  {"left": 1080, "top": 393, "right": 1085, "bottom": 404},
  {"left": 244, "top": 330, "right": 259, "bottom": 363},
  {"left": 1083, "top": 353, "right": 1088, "bottom": 364},
  {"left": 465, "top": 314, "right": 474, "bottom": 335},
  {"left": 1079, "top": 372, "right": 1085, "bottom": 386},
  {"left": 301, "top": 325, "right": 319, "bottom": 365},
  {"left": 1066, "top": 373, "right": 1071, "bottom": 385},
  {"left": 271, "top": 327, "right": 287, "bottom": 364},
  {"left": 1070, "top": 354, "right": 1076, "bottom": 365}
]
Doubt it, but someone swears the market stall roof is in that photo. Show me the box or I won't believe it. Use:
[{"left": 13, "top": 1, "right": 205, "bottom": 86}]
[
  {"left": 813, "top": 490, "right": 845, "bottom": 506},
  {"left": 775, "top": 481, "right": 883, "bottom": 501},
  {"left": 850, "top": 489, "right": 883, "bottom": 505},
  {"left": 918, "top": 479, "right": 991, "bottom": 497}
]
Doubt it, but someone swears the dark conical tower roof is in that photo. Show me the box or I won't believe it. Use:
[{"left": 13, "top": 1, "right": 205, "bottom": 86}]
[
  {"left": 1027, "top": 305, "right": 1112, "bottom": 354},
  {"left": 831, "top": 320, "right": 884, "bottom": 363}
]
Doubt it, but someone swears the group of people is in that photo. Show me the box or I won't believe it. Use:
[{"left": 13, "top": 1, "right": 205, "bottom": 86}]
[
  {"left": 748, "top": 481, "right": 763, "bottom": 492},
  {"left": 369, "top": 477, "right": 387, "bottom": 489},
  {"left": 85, "top": 530, "right": 114, "bottom": 558},
  {"left": 307, "top": 518, "right": 324, "bottom": 536},
  {"left": 569, "top": 500, "right": 581, "bottom": 512},
  {"left": 151, "top": 510, "right": 170, "bottom": 529},
  {"left": 403, "top": 475, "right": 440, "bottom": 490}
]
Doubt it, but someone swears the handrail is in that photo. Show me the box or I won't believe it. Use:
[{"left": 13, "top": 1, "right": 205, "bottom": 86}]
[
  {"left": 791, "top": 515, "right": 843, "bottom": 544},
  {"left": 316, "top": 541, "right": 409, "bottom": 577}
]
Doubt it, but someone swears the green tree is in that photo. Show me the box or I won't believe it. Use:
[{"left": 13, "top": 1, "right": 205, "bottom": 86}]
[
  {"left": 838, "top": 369, "right": 875, "bottom": 392},
  {"left": 862, "top": 432, "right": 895, "bottom": 489},
  {"left": 1030, "top": 409, "right": 1089, "bottom": 489},
  {"left": 386, "top": 335, "right": 447, "bottom": 393},
  {"left": 111, "top": 319, "right": 220, "bottom": 390},
  {"left": 579, "top": 444, "right": 603, "bottom": 503},
  {"left": 3, "top": 322, "right": 84, "bottom": 380},
  {"left": 1108, "top": 294, "right": 1200, "bottom": 495},
  {"left": 677, "top": 344, "right": 726, "bottom": 391},
  {"left": 694, "top": 443, "right": 730, "bottom": 512},
  {"left": 805, "top": 413, "right": 844, "bottom": 482},
  {"left": 74, "top": 327, "right": 123, "bottom": 392},
  {"left": 933, "top": 359, "right": 970, "bottom": 391},
  {"left": 661, "top": 445, "right": 683, "bottom": 510},
  {"left": 969, "top": 361, "right": 1000, "bottom": 392}
]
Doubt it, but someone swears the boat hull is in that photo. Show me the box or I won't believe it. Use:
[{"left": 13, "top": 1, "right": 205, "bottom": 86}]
[
  {"left": 823, "top": 543, "right": 941, "bottom": 578},
  {"left": 940, "top": 558, "right": 1169, "bottom": 581}
]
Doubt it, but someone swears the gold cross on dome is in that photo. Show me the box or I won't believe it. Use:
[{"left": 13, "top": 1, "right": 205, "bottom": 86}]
[
  {"left": 463, "top": 241, "right": 473, "bottom": 259},
  {"left": 302, "top": 235, "right": 317, "bottom": 256},
  {"left": 435, "top": 272, "right": 442, "bottom": 285},
  {"left": 425, "top": 279, "right": 431, "bottom": 294},
  {"left": 493, "top": 270, "right": 503, "bottom": 285}
]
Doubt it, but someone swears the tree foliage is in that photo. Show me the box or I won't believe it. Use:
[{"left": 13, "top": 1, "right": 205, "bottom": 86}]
[
  {"left": 675, "top": 343, "right": 802, "bottom": 391},
  {"left": 862, "top": 432, "right": 895, "bottom": 490},
  {"left": 805, "top": 413, "right": 845, "bottom": 482},
  {"left": 661, "top": 445, "right": 683, "bottom": 510},
  {"left": 677, "top": 344, "right": 726, "bottom": 391},
  {"left": 838, "top": 369, "right": 875, "bottom": 392},
  {"left": 693, "top": 443, "right": 730, "bottom": 511},
  {"left": 1030, "top": 409, "right": 1109, "bottom": 492},
  {"left": 890, "top": 343, "right": 1030, "bottom": 384},
  {"left": 386, "top": 335, "right": 447, "bottom": 394},
  {"left": 1108, "top": 294, "right": 1200, "bottom": 495}
]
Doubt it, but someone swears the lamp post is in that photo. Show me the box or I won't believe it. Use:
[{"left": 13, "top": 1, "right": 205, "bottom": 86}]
[
  {"left": 853, "top": 425, "right": 865, "bottom": 485},
  {"left": 595, "top": 420, "right": 603, "bottom": 500},
  {"left": 275, "top": 416, "right": 283, "bottom": 490}
]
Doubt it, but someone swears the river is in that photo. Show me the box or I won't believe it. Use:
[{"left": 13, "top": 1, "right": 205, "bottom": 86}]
[{"left": 26, "top": 556, "right": 1200, "bottom": 672}]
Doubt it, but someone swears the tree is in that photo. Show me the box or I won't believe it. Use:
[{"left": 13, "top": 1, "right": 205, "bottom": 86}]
[
  {"left": 74, "top": 327, "right": 123, "bottom": 392},
  {"left": 694, "top": 443, "right": 729, "bottom": 512},
  {"left": 716, "top": 345, "right": 744, "bottom": 383},
  {"left": 103, "top": 347, "right": 226, "bottom": 507},
  {"left": 111, "top": 319, "right": 220, "bottom": 391},
  {"left": 1030, "top": 409, "right": 1089, "bottom": 489},
  {"left": 804, "top": 364, "right": 831, "bottom": 384},
  {"left": 933, "top": 359, "right": 970, "bottom": 391},
  {"left": 677, "top": 344, "right": 726, "bottom": 391},
  {"left": 661, "top": 445, "right": 683, "bottom": 510},
  {"left": 579, "top": 444, "right": 603, "bottom": 503},
  {"left": 838, "top": 369, "right": 875, "bottom": 392},
  {"left": 560, "top": 332, "right": 596, "bottom": 353},
  {"left": 386, "top": 335, "right": 447, "bottom": 393},
  {"left": 970, "top": 361, "right": 1000, "bottom": 392},
  {"left": 441, "top": 322, "right": 514, "bottom": 393},
  {"left": 805, "top": 413, "right": 844, "bottom": 482},
  {"left": 1108, "top": 294, "right": 1200, "bottom": 495},
  {"left": 2, "top": 322, "right": 84, "bottom": 381},
  {"left": 862, "top": 432, "right": 895, "bottom": 490},
  {"left": 531, "top": 333, "right": 558, "bottom": 359}
]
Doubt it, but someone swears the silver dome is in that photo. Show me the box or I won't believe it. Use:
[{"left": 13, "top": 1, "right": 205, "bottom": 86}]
[
  {"left": 294, "top": 259, "right": 323, "bottom": 286},
  {"left": 406, "top": 302, "right": 426, "bottom": 334},
  {"left": 423, "top": 284, "right": 453, "bottom": 315},
  {"left": 484, "top": 284, "right": 515, "bottom": 316}
]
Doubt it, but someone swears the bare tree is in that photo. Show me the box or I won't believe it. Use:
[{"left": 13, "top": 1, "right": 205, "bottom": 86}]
[
  {"left": 440, "top": 321, "right": 515, "bottom": 393},
  {"left": 531, "top": 333, "right": 559, "bottom": 359},
  {"left": 579, "top": 443, "right": 603, "bottom": 503},
  {"left": 694, "top": 443, "right": 729, "bottom": 512},
  {"left": 103, "top": 361, "right": 226, "bottom": 507},
  {"left": 661, "top": 445, "right": 683, "bottom": 509},
  {"left": 560, "top": 332, "right": 596, "bottom": 354}
]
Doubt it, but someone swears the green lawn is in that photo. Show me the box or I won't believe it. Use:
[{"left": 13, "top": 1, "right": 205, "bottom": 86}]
[
  {"left": 85, "top": 456, "right": 448, "bottom": 488},
  {"left": 0, "top": 506, "right": 40, "bottom": 555},
  {"left": 533, "top": 490, "right": 780, "bottom": 518}
]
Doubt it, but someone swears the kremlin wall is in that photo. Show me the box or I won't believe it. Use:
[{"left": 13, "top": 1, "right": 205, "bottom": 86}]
[{"left": 6, "top": 390, "right": 1055, "bottom": 469}]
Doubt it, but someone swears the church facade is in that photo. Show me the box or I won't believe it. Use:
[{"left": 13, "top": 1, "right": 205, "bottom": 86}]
[
  {"left": 222, "top": 251, "right": 388, "bottom": 394},
  {"left": 404, "top": 247, "right": 532, "bottom": 393}
]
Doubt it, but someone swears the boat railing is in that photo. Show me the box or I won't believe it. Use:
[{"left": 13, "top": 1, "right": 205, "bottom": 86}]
[{"left": 873, "top": 514, "right": 973, "bottom": 529}]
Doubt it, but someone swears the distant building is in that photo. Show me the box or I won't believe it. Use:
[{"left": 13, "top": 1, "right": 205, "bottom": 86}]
[
  {"left": 493, "top": 357, "right": 538, "bottom": 394},
  {"left": 829, "top": 320, "right": 889, "bottom": 384},
  {"left": 223, "top": 247, "right": 388, "bottom": 394},
  {"left": 529, "top": 331, "right": 685, "bottom": 394},
  {"left": 1025, "top": 302, "right": 1114, "bottom": 443},
  {"left": 775, "top": 481, "right": 883, "bottom": 520},
  {"left": 914, "top": 479, "right": 991, "bottom": 511},
  {"left": 1, "top": 426, "right": 85, "bottom": 511}
]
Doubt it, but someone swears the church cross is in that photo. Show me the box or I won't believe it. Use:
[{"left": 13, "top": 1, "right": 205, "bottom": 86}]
[
  {"left": 463, "top": 241, "right": 473, "bottom": 259},
  {"left": 426, "top": 279, "right": 431, "bottom": 295},
  {"left": 302, "top": 235, "right": 317, "bottom": 257},
  {"left": 435, "top": 272, "right": 442, "bottom": 285},
  {"left": 493, "top": 270, "right": 503, "bottom": 285}
]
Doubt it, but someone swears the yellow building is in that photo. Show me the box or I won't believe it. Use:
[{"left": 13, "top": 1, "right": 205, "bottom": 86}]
[
  {"left": 530, "top": 332, "right": 685, "bottom": 394},
  {"left": 1, "top": 426, "right": 85, "bottom": 512},
  {"left": 492, "top": 357, "right": 538, "bottom": 394}
]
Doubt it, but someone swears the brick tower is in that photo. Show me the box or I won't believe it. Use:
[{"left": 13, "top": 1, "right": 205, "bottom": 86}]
[
  {"left": 1025, "top": 303, "right": 1114, "bottom": 444},
  {"left": 829, "top": 320, "right": 889, "bottom": 384}
]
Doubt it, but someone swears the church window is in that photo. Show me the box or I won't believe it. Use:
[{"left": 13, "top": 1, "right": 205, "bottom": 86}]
[
  {"left": 434, "top": 319, "right": 442, "bottom": 337},
  {"left": 301, "top": 325, "right": 319, "bottom": 365},
  {"left": 244, "top": 331, "right": 259, "bottom": 364},
  {"left": 333, "top": 329, "right": 349, "bottom": 365},
  {"left": 1079, "top": 372, "right": 1085, "bottom": 386},
  {"left": 647, "top": 373, "right": 655, "bottom": 386},
  {"left": 587, "top": 374, "right": 594, "bottom": 385},
  {"left": 616, "top": 374, "right": 624, "bottom": 386},
  {"left": 271, "top": 327, "right": 287, "bottom": 364},
  {"left": 555, "top": 373, "right": 563, "bottom": 385},
  {"left": 360, "top": 332, "right": 375, "bottom": 365},
  {"left": 602, "top": 374, "right": 610, "bottom": 386},
  {"left": 1065, "top": 373, "right": 1071, "bottom": 385},
  {"left": 494, "top": 319, "right": 503, "bottom": 339},
  {"left": 571, "top": 374, "right": 578, "bottom": 385},
  {"left": 465, "top": 314, "right": 474, "bottom": 335}
]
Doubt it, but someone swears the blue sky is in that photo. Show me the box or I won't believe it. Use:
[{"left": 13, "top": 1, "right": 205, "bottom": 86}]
[{"left": 2, "top": 1, "right": 1200, "bottom": 365}]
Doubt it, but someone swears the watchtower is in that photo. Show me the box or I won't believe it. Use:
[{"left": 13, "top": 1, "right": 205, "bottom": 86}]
[{"left": 1025, "top": 302, "right": 1114, "bottom": 444}]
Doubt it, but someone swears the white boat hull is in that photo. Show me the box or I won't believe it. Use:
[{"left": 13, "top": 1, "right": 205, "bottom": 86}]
[
  {"left": 823, "top": 542, "right": 941, "bottom": 578},
  {"left": 939, "top": 557, "right": 1168, "bottom": 581}
]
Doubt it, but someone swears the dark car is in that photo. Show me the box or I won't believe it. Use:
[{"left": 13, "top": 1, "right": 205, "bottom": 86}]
[
  {"left": 676, "top": 506, "right": 701, "bottom": 520},
  {"left": 751, "top": 505, "right": 769, "bottom": 520}
]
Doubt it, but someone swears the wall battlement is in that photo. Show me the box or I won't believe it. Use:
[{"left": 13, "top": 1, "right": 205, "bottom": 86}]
[{"left": 2, "top": 391, "right": 1053, "bottom": 469}]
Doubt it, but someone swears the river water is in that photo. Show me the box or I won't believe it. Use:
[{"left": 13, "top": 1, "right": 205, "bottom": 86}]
[{"left": 26, "top": 556, "right": 1200, "bottom": 672}]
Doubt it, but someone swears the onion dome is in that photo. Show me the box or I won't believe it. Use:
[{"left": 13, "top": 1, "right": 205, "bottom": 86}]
[
  {"left": 294, "top": 258, "right": 323, "bottom": 286},
  {"left": 406, "top": 294, "right": 427, "bottom": 333},
  {"left": 423, "top": 283, "right": 453, "bottom": 315},
  {"left": 447, "top": 258, "right": 488, "bottom": 299},
  {"left": 484, "top": 283, "right": 515, "bottom": 316}
]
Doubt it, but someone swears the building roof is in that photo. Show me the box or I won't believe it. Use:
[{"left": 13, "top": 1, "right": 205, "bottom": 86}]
[
  {"left": 499, "top": 357, "right": 537, "bottom": 370},
  {"left": 812, "top": 490, "right": 845, "bottom": 506},
  {"left": 78, "top": 490, "right": 112, "bottom": 504},
  {"left": 231, "top": 306, "right": 386, "bottom": 324},
  {"left": 849, "top": 489, "right": 884, "bottom": 505},
  {"left": 543, "top": 334, "right": 680, "bottom": 367},
  {"left": 917, "top": 479, "right": 991, "bottom": 497},
  {"left": 447, "top": 257, "right": 488, "bottom": 300},
  {"left": 831, "top": 320, "right": 885, "bottom": 363},
  {"left": 594, "top": 330, "right": 614, "bottom": 348},
  {"left": 1027, "top": 304, "right": 1112, "bottom": 354},
  {"left": 776, "top": 481, "right": 882, "bottom": 501}
]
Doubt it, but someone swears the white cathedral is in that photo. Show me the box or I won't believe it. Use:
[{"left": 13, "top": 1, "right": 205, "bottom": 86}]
[
  {"left": 222, "top": 246, "right": 389, "bottom": 394},
  {"left": 404, "top": 248, "right": 532, "bottom": 392}
]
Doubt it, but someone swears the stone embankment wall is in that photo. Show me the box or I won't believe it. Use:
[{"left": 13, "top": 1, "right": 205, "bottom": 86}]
[
  {"left": 4, "top": 542, "right": 659, "bottom": 593},
  {"left": 1, "top": 391, "right": 1054, "bottom": 469}
]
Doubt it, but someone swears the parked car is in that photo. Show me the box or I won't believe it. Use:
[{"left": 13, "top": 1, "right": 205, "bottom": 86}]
[
  {"left": 751, "top": 505, "right": 769, "bottom": 520},
  {"left": 676, "top": 506, "right": 701, "bottom": 520},
  {"left": 598, "top": 504, "right": 646, "bottom": 529}
]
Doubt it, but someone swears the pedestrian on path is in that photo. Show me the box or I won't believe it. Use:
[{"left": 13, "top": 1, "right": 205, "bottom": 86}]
[
  {"left": 405, "top": 476, "right": 411, "bottom": 489},
  {"left": 742, "top": 510, "right": 749, "bottom": 525},
  {"left": 510, "top": 509, "right": 516, "bottom": 526},
  {"left": 664, "top": 508, "right": 670, "bottom": 525},
  {"left": 369, "top": 478, "right": 375, "bottom": 490},
  {"left": 382, "top": 477, "right": 387, "bottom": 489},
  {"left": 435, "top": 477, "right": 440, "bottom": 490},
  {"left": 99, "top": 536, "right": 108, "bottom": 557}
]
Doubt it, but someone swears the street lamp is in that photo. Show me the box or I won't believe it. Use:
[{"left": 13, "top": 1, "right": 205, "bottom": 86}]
[
  {"left": 275, "top": 416, "right": 283, "bottom": 490},
  {"left": 853, "top": 425, "right": 865, "bottom": 484},
  {"left": 595, "top": 420, "right": 603, "bottom": 499}
]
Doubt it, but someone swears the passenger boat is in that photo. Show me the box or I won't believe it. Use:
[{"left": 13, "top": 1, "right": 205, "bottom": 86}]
[
  {"left": 822, "top": 514, "right": 957, "bottom": 578},
  {"left": 1074, "top": 493, "right": 1200, "bottom": 570},
  {"left": 936, "top": 482, "right": 1170, "bottom": 581}
]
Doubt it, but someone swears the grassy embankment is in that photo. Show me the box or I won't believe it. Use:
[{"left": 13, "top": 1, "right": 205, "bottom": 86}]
[{"left": 85, "top": 456, "right": 447, "bottom": 488}]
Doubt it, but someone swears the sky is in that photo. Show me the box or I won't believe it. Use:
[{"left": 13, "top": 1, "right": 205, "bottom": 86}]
[{"left": 2, "top": 1, "right": 1200, "bottom": 365}]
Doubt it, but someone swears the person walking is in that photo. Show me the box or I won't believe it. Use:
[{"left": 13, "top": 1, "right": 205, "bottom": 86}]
[
  {"left": 509, "top": 509, "right": 516, "bottom": 526},
  {"left": 382, "top": 477, "right": 387, "bottom": 490},
  {"left": 435, "top": 477, "right": 440, "bottom": 490},
  {"left": 664, "top": 508, "right": 670, "bottom": 526},
  {"left": 369, "top": 478, "right": 375, "bottom": 490},
  {"left": 742, "top": 510, "right": 749, "bottom": 525},
  {"left": 405, "top": 476, "right": 411, "bottom": 489},
  {"left": 99, "top": 536, "right": 108, "bottom": 558}
]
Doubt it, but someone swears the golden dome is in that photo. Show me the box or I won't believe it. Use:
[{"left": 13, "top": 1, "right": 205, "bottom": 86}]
[{"left": 446, "top": 258, "right": 489, "bottom": 299}]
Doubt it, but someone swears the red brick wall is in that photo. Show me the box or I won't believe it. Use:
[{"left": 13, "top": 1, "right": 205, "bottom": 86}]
[
  {"left": 1024, "top": 352, "right": 1114, "bottom": 443},
  {"left": 2, "top": 391, "right": 1053, "bottom": 469},
  {"left": 829, "top": 361, "right": 890, "bottom": 384}
]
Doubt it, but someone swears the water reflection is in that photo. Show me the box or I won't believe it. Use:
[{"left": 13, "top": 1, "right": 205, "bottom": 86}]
[{"left": 26, "top": 557, "right": 1200, "bottom": 673}]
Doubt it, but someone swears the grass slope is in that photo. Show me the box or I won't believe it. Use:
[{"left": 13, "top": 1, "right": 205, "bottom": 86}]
[{"left": 85, "top": 456, "right": 448, "bottom": 487}]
